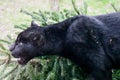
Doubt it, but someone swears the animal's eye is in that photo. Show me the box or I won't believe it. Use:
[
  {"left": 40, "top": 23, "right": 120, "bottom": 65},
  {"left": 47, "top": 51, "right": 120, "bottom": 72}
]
[{"left": 18, "top": 37, "right": 28, "bottom": 43}]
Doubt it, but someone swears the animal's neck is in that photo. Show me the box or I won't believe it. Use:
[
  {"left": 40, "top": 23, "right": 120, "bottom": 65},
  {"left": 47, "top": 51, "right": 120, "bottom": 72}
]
[
  {"left": 41, "top": 16, "right": 80, "bottom": 56},
  {"left": 44, "top": 15, "right": 80, "bottom": 32}
]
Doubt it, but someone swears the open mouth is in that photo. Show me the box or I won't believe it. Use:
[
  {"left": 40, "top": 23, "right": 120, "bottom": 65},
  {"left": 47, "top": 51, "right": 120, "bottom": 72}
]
[{"left": 16, "top": 57, "right": 30, "bottom": 65}]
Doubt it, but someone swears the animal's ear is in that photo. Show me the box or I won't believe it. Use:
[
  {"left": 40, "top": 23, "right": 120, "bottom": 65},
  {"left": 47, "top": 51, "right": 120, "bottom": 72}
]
[
  {"left": 33, "top": 34, "right": 45, "bottom": 46},
  {"left": 31, "top": 20, "right": 39, "bottom": 27}
]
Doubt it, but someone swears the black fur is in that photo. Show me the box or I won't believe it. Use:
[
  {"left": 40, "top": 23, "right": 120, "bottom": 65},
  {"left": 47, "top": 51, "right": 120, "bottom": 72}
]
[{"left": 10, "top": 12, "right": 120, "bottom": 80}]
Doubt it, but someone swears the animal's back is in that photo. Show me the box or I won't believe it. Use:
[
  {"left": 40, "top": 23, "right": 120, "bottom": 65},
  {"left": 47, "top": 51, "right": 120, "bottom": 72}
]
[
  {"left": 95, "top": 12, "right": 120, "bottom": 42},
  {"left": 95, "top": 12, "right": 120, "bottom": 32}
]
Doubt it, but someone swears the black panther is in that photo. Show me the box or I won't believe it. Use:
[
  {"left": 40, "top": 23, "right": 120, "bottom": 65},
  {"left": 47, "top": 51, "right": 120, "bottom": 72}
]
[{"left": 10, "top": 12, "right": 120, "bottom": 80}]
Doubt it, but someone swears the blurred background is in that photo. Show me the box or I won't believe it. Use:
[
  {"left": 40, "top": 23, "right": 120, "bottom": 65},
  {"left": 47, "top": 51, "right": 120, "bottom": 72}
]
[
  {"left": 0, "top": 0, "right": 118, "bottom": 39},
  {"left": 0, "top": 0, "right": 120, "bottom": 80}
]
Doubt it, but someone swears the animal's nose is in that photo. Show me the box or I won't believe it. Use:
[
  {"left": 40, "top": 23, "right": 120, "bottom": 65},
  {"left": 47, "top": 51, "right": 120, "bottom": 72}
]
[{"left": 9, "top": 43, "right": 15, "bottom": 51}]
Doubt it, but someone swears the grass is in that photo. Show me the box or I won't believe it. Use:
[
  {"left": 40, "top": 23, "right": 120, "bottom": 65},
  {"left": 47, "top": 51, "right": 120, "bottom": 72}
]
[{"left": 86, "top": 0, "right": 118, "bottom": 15}]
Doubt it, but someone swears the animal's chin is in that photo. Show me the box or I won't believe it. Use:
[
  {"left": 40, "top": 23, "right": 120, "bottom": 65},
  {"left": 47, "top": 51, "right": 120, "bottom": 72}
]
[{"left": 16, "top": 57, "right": 30, "bottom": 65}]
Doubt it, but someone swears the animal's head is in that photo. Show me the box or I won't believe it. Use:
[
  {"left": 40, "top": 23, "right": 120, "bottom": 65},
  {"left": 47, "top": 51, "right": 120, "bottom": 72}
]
[{"left": 9, "top": 21, "right": 45, "bottom": 65}]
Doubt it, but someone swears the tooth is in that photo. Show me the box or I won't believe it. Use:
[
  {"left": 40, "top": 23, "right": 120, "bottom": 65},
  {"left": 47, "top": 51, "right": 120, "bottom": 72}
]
[{"left": 17, "top": 58, "right": 20, "bottom": 60}]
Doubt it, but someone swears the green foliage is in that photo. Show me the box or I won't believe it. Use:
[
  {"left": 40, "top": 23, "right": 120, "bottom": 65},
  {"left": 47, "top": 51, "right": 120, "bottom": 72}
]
[{"left": 71, "top": 0, "right": 87, "bottom": 15}]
